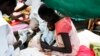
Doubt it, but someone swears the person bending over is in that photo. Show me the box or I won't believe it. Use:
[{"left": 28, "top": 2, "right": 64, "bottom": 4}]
[{"left": 38, "top": 4, "right": 80, "bottom": 56}]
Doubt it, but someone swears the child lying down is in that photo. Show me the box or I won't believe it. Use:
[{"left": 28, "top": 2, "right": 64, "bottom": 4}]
[
  {"left": 19, "top": 31, "right": 55, "bottom": 56},
  {"left": 17, "top": 29, "right": 99, "bottom": 56}
]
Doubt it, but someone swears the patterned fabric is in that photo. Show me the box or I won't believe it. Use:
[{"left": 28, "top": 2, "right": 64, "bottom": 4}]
[{"left": 90, "top": 43, "right": 100, "bottom": 56}]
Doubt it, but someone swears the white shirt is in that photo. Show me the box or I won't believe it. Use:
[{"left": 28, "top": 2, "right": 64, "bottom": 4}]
[
  {"left": 0, "top": 11, "right": 16, "bottom": 56},
  {"left": 25, "top": 0, "right": 44, "bottom": 23},
  {"left": 25, "top": 0, "right": 55, "bottom": 45}
]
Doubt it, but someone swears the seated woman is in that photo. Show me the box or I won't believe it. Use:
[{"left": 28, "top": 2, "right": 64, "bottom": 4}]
[{"left": 38, "top": 4, "right": 80, "bottom": 56}]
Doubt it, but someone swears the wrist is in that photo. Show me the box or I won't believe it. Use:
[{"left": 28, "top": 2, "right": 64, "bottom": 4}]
[
  {"left": 18, "top": 40, "right": 22, "bottom": 45},
  {"left": 45, "top": 49, "right": 51, "bottom": 52},
  {"left": 13, "top": 40, "right": 22, "bottom": 49},
  {"left": 44, "top": 49, "right": 52, "bottom": 55}
]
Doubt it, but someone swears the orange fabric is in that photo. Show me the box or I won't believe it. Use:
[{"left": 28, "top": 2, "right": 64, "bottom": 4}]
[{"left": 55, "top": 17, "right": 72, "bottom": 35}]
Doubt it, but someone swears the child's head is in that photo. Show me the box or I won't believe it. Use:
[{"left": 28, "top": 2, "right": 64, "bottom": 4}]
[
  {"left": 38, "top": 4, "right": 61, "bottom": 31},
  {"left": 38, "top": 4, "right": 60, "bottom": 24},
  {"left": 0, "top": 0, "right": 17, "bottom": 15}
]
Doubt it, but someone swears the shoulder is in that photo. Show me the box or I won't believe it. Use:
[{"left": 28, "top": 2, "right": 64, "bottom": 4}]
[
  {"left": 55, "top": 17, "right": 72, "bottom": 28},
  {"left": 55, "top": 17, "right": 72, "bottom": 34}
]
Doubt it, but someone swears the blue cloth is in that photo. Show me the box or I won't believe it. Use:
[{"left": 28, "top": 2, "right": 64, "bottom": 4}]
[{"left": 39, "top": 22, "right": 55, "bottom": 45}]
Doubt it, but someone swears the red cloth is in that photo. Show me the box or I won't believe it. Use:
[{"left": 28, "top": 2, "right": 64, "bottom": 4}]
[
  {"left": 55, "top": 17, "right": 72, "bottom": 35},
  {"left": 10, "top": 20, "right": 21, "bottom": 26},
  {"left": 77, "top": 45, "right": 95, "bottom": 56}
]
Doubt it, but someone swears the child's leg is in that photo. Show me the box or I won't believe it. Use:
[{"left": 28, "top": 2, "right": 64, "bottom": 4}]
[
  {"left": 29, "top": 18, "right": 39, "bottom": 30},
  {"left": 28, "top": 32, "right": 42, "bottom": 49}
]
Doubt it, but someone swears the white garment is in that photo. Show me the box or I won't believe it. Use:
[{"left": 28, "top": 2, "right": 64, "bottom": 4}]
[
  {"left": 26, "top": 0, "right": 44, "bottom": 31},
  {"left": 25, "top": 0, "right": 44, "bottom": 29},
  {"left": 13, "top": 47, "right": 20, "bottom": 56},
  {"left": 0, "top": 11, "right": 17, "bottom": 56},
  {"left": 25, "top": 0, "right": 43, "bottom": 23},
  {"left": 18, "top": 28, "right": 33, "bottom": 44},
  {"left": 25, "top": 0, "right": 44, "bottom": 31},
  {"left": 78, "top": 29, "right": 100, "bottom": 48},
  {"left": 25, "top": 0, "right": 55, "bottom": 45},
  {"left": 28, "top": 32, "right": 42, "bottom": 49},
  {"left": 14, "top": 1, "right": 24, "bottom": 11},
  {"left": 20, "top": 47, "right": 45, "bottom": 56}
]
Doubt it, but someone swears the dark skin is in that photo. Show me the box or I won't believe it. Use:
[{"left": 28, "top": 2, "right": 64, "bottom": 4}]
[
  {"left": 38, "top": 4, "right": 72, "bottom": 53},
  {"left": 14, "top": 4, "right": 28, "bottom": 12},
  {"left": 13, "top": 27, "right": 40, "bottom": 50},
  {"left": 14, "top": 0, "right": 28, "bottom": 12},
  {"left": 47, "top": 22, "right": 55, "bottom": 31},
  {"left": 40, "top": 19, "right": 72, "bottom": 53},
  {"left": 13, "top": 40, "right": 22, "bottom": 49}
]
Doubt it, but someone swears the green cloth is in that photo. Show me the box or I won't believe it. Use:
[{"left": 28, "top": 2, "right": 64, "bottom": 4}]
[
  {"left": 43, "top": 0, "right": 100, "bottom": 19},
  {"left": 90, "top": 43, "right": 100, "bottom": 56}
]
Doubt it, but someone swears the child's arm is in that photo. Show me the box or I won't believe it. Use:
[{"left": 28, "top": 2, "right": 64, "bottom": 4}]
[
  {"left": 13, "top": 40, "right": 22, "bottom": 49},
  {"left": 40, "top": 33, "right": 72, "bottom": 53}
]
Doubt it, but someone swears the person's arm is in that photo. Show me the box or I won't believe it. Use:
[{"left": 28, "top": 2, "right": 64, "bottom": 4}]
[
  {"left": 15, "top": 4, "right": 28, "bottom": 12},
  {"left": 40, "top": 33, "right": 72, "bottom": 53},
  {"left": 13, "top": 40, "right": 22, "bottom": 49}
]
